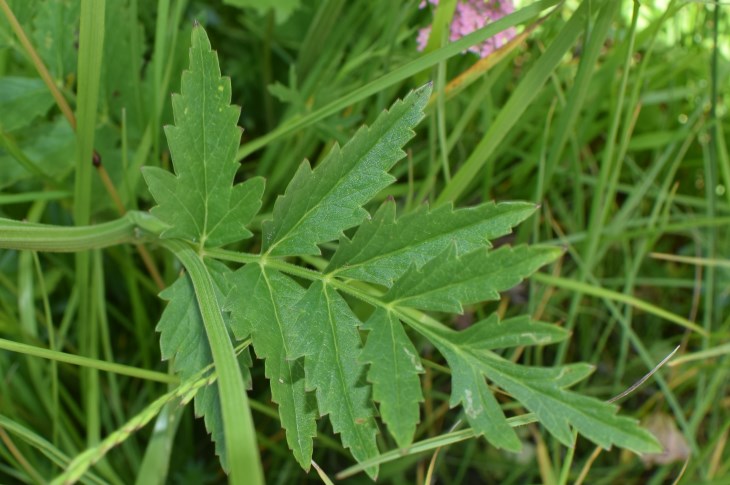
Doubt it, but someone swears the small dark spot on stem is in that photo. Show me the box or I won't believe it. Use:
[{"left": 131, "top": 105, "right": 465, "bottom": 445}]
[{"left": 92, "top": 150, "right": 102, "bottom": 167}]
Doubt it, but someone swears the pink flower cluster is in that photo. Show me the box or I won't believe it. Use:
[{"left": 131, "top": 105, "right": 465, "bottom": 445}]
[{"left": 417, "top": 0, "right": 517, "bottom": 58}]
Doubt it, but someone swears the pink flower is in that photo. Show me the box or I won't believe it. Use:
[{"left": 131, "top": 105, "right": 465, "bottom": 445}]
[{"left": 418, "top": 0, "right": 517, "bottom": 58}]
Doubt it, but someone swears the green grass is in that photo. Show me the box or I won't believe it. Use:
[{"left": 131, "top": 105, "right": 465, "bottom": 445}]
[{"left": 0, "top": 0, "right": 728, "bottom": 483}]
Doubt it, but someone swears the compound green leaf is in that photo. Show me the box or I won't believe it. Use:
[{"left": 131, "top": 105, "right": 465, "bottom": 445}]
[
  {"left": 360, "top": 308, "right": 423, "bottom": 448},
  {"left": 287, "top": 281, "right": 380, "bottom": 478},
  {"left": 135, "top": 19, "right": 660, "bottom": 480},
  {"left": 385, "top": 245, "right": 562, "bottom": 312},
  {"left": 227, "top": 264, "right": 317, "bottom": 470},
  {"left": 262, "top": 84, "right": 431, "bottom": 257},
  {"left": 142, "top": 26, "right": 264, "bottom": 249},
  {"left": 328, "top": 200, "right": 537, "bottom": 286}
]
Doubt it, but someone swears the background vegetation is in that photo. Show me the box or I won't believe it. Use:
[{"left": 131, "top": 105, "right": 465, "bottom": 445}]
[{"left": 0, "top": 0, "right": 728, "bottom": 483}]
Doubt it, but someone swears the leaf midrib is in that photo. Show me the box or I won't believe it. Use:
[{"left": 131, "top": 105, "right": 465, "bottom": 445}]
[{"left": 199, "top": 41, "right": 210, "bottom": 248}]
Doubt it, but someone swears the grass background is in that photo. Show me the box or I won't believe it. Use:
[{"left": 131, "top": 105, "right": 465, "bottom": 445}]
[{"left": 0, "top": 0, "right": 728, "bottom": 483}]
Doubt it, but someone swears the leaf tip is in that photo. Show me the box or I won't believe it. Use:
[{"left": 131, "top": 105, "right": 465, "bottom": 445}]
[{"left": 412, "top": 82, "right": 433, "bottom": 106}]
